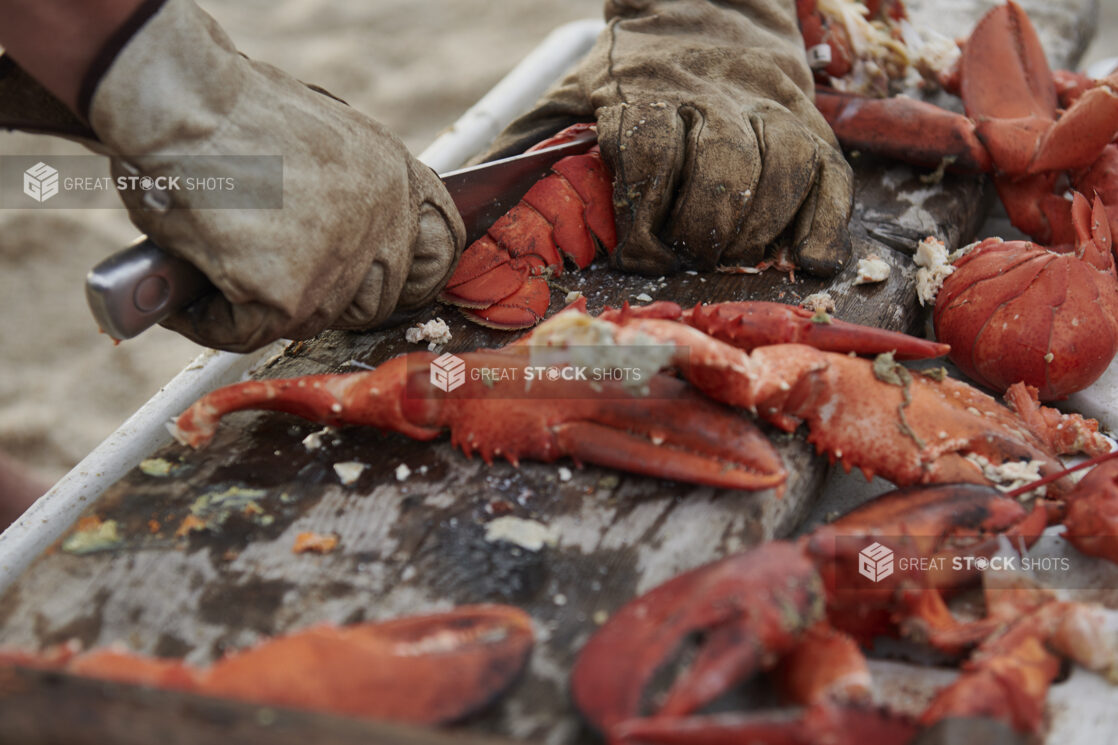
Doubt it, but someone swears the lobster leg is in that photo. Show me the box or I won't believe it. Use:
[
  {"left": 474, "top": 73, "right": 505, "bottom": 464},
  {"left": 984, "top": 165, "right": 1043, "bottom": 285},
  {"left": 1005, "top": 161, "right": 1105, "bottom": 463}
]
[
  {"left": 601, "top": 300, "right": 950, "bottom": 359},
  {"left": 815, "top": 88, "right": 993, "bottom": 174},
  {"left": 171, "top": 355, "right": 438, "bottom": 448},
  {"left": 681, "top": 301, "right": 950, "bottom": 360}
]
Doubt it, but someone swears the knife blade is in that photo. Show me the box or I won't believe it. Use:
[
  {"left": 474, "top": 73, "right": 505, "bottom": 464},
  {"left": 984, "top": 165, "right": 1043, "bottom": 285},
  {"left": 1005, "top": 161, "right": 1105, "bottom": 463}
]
[{"left": 84, "top": 127, "right": 598, "bottom": 341}]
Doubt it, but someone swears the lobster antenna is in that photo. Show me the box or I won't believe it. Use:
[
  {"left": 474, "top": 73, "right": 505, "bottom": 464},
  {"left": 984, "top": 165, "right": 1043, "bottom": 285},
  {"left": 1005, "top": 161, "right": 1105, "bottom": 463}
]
[{"left": 1005, "top": 447, "right": 1118, "bottom": 498}]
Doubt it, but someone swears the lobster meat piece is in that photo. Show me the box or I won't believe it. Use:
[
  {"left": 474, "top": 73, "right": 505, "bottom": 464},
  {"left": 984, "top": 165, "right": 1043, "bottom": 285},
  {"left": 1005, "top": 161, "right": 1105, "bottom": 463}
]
[
  {"left": 0, "top": 605, "right": 533, "bottom": 725},
  {"left": 173, "top": 348, "right": 788, "bottom": 492},
  {"left": 796, "top": 0, "right": 914, "bottom": 98},
  {"left": 440, "top": 123, "right": 617, "bottom": 329},
  {"left": 572, "top": 463, "right": 1118, "bottom": 743},
  {"left": 934, "top": 194, "right": 1118, "bottom": 400}
]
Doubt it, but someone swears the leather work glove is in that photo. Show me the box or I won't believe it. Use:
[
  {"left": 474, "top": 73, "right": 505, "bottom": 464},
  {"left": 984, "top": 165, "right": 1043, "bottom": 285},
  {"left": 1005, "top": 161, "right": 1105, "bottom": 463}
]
[
  {"left": 0, "top": 0, "right": 465, "bottom": 353},
  {"left": 484, "top": 0, "right": 853, "bottom": 277}
]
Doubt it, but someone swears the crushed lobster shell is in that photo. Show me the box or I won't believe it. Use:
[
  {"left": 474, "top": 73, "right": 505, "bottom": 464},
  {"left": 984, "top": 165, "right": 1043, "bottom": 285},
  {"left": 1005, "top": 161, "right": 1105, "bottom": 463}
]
[
  {"left": 853, "top": 255, "right": 891, "bottom": 285},
  {"left": 913, "top": 236, "right": 955, "bottom": 306},
  {"left": 484, "top": 516, "right": 558, "bottom": 552}
]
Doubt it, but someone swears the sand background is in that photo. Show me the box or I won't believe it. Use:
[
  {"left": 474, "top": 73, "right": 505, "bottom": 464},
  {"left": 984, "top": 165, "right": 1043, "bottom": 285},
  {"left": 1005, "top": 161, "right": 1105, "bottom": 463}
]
[{"left": 0, "top": 0, "right": 1115, "bottom": 491}]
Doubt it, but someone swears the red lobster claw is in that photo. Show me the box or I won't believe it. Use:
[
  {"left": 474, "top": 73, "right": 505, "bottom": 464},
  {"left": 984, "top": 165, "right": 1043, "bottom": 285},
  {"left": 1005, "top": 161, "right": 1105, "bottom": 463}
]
[
  {"left": 571, "top": 542, "right": 825, "bottom": 734},
  {"left": 173, "top": 349, "right": 788, "bottom": 492},
  {"left": 0, "top": 605, "right": 534, "bottom": 725}
]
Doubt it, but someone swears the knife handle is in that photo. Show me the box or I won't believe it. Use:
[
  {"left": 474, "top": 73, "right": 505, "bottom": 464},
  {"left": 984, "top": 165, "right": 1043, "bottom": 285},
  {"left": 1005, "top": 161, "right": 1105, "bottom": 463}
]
[{"left": 85, "top": 237, "right": 213, "bottom": 340}]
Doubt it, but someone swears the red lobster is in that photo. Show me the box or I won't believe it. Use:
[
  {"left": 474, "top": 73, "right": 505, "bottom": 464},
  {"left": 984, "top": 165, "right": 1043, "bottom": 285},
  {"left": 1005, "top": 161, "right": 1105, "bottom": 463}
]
[
  {"left": 570, "top": 456, "right": 1118, "bottom": 744},
  {"left": 0, "top": 605, "right": 533, "bottom": 725},
  {"left": 171, "top": 300, "right": 1108, "bottom": 495},
  {"left": 814, "top": 1, "right": 1118, "bottom": 399}
]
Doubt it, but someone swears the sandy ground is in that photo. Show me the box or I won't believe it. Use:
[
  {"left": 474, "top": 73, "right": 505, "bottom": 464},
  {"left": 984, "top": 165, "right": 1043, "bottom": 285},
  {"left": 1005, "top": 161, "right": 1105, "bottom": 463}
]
[{"left": 0, "top": 0, "right": 1115, "bottom": 492}]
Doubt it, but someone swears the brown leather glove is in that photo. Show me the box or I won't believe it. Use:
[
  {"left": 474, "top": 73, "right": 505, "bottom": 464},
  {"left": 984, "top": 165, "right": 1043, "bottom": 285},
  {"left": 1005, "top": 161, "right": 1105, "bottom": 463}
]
[
  {"left": 484, "top": 0, "right": 853, "bottom": 277},
  {"left": 0, "top": 0, "right": 465, "bottom": 353}
]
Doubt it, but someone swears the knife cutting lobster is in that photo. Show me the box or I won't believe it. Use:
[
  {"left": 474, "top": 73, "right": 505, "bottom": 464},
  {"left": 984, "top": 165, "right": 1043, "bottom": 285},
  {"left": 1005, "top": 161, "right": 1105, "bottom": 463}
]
[{"left": 84, "top": 127, "right": 598, "bottom": 341}]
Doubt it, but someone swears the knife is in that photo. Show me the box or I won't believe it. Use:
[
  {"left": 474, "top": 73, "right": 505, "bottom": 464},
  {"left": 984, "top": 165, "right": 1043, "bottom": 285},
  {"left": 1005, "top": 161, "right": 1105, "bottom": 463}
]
[{"left": 84, "top": 127, "right": 598, "bottom": 341}]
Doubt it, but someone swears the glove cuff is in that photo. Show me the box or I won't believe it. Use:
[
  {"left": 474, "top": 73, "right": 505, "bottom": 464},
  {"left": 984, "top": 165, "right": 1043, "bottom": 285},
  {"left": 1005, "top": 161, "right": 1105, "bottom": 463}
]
[
  {"left": 77, "top": 0, "right": 169, "bottom": 121},
  {"left": 0, "top": 55, "right": 98, "bottom": 141},
  {"left": 88, "top": 0, "right": 248, "bottom": 155}
]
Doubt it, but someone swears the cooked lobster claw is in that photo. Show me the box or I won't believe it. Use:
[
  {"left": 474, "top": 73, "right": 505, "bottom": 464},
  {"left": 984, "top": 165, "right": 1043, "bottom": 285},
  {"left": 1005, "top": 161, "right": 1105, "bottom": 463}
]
[
  {"left": 0, "top": 605, "right": 534, "bottom": 725},
  {"left": 570, "top": 542, "right": 825, "bottom": 733},
  {"left": 173, "top": 348, "right": 788, "bottom": 492}
]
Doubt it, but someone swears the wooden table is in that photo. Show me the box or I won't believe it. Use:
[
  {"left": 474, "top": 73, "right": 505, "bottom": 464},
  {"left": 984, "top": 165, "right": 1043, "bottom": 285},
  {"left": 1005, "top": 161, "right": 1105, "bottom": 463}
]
[{"left": 0, "top": 1, "right": 1104, "bottom": 742}]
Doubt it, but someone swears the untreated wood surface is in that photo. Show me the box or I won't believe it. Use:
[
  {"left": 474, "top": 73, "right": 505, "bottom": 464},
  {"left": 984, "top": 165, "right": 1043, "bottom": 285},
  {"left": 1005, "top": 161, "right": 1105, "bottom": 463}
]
[{"left": 0, "top": 1, "right": 1100, "bottom": 743}]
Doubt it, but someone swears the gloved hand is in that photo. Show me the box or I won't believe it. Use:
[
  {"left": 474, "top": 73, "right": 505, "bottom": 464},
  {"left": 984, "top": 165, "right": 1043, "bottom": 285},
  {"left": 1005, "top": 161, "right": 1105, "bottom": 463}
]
[
  {"left": 3, "top": 0, "right": 465, "bottom": 353},
  {"left": 483, "top": 0, "right": 852, "bottom": 277}
]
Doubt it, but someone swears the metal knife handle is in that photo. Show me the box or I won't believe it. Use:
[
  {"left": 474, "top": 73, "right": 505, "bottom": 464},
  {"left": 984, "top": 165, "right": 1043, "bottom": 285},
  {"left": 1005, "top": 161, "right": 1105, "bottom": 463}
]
[{"left": 85, "top": 237, "right": 213, "bottom": 340}]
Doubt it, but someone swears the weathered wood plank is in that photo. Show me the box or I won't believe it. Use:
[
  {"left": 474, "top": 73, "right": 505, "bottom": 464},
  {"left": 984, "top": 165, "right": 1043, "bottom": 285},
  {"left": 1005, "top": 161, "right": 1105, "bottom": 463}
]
[{"left": 0, "top": 0, "right": 1100, "bottom": 742}]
